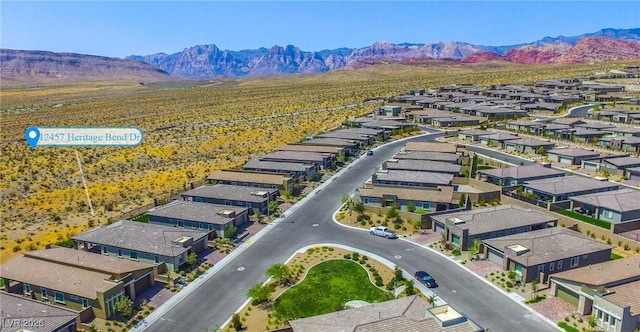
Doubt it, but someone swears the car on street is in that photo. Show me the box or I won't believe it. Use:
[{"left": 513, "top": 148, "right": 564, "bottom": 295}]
[
  {"left": 414, "top": 270, "right": 438, "bottom": 288},
  {"left": 366, "top": 150, "right": 374, "bottom": 156},
  {"left": 369, "top": 226, "right": 398, "bottom": 239}
]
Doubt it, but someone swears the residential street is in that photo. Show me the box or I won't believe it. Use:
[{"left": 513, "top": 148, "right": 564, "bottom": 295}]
[{"left": 142, "top": 131, "right": 557, "bottom": 332}]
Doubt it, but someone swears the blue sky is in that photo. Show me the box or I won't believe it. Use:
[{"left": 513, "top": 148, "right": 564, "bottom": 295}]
[{"left": 2, "top": 1, "right": 639, "bottom": 58}]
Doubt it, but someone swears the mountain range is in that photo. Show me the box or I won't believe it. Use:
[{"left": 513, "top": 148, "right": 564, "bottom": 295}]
[{"left": 2, "top": 28, "right": 640, "bottom": 82}]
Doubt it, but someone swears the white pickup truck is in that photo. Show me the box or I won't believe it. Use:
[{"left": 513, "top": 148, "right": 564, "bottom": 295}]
[{"left": 369, "top": 226, "right": 398, "bottom": 239}]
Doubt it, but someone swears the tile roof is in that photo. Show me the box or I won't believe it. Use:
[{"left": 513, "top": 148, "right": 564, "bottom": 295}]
[
  {"left": 551, "top": 256, "right": 640, "bottom": 287},
  {"left": 477, "top": 132, "right": 520, "bottom": 141},
  {"left": 279, "top": 144, "right": 343, "bottom": 154},
  {"left": 431, "top": 205, "right": 557, "bottom": 236},
  {"left": 181, "top": 184, "right": 277, "bottom": 203},
  {"left": 261, "top": 150, "right": 331, "bottom": 162},
  {"left": 602, "top": 156, "right": 640, "bottom": 167},
  {"left": 552, "top": 118, "right": 585, "bottom": 126},
  {"left": 0, "top": 255, "right": 116, "bottom": 299},
  {"left": 359, "top": 185, "right": 453, "bottom": 203},
  {"left": 374, "top": 170, "right": 454, "bottom": 186},
  {"left": 483, "top": 228, "right": 611, "bottom": 267},
  {"left": 0, "top": 293, "right": 78, "bottom": 332},
  {"left": 524, "top": 176, "right": 618, "bottom": 195},
  {"left": 207, "top": 170, "right": 291, "bottom": 185},
  {"left": 336, "top": 128, "right": 385, "bottom": 136},
  {"left": 386, "top": 160, "right": 461, "bottom": 174},
  {"left": 289, "top": 296, "right": 481, "bottom": 332},
  {"left": 602, "top": 280, "right": 640, "bottom": 316},
  {"left": 575, "top": 123, "right": 616, "bottom": 130},
  {"left": 317, "top": 132, "right": 372, "bottom": 141},
  {"left": 547, "top": 148, "right": 600, "bottom": 158},
  {"left": 300, "top": 137, "right": 358, "bottom": 147},
  {"left": 458, "top": 129, "right": 492, "bottom": 136},
  {"left": 478, "top": 164, "right": 565, "bottom": 180},
  {"left": 570, "top": 189, "right": 640, "bottom": 213},
  {"left": 506, "top": 137, "right": 555, "bottom": 147},
  {"left": 147, "top": 200, "right": 245, "bottom": 225},
  {"left": 24, "top": 247, "right": 154, "bottom": 275},
  {"left": 403, "top": 142, "right": 458, "bottom": 153},
  {"left": 72, "top": 220, "right": 208, "bottom": 257},
  {"left": 393, "top": 151, "right": 459, "bottom": 162},
  {"left": 243, "top": 159, "right": 314, "bottom": 172}
]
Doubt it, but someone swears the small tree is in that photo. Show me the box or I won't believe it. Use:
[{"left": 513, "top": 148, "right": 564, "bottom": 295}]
[
  {"left": 353, "top": 200, "right": 366, "bottom": 219},
  {"left": 386, "top": 205, "right": 399, "bottom": 222},
  {"left": 394, "top": 265, "right": 404, "bottom": 283},
  {"left": 247, "top": 283, "right": 274, "bottom": 306},
  {"left": 426, "top": 295, "right": 437, "bottom": 307},
  {"left": 458, "top": 194, "right": 467, "bottom": 208},
  {"left": 268, "top": 200, "right": 280, "bottom": 216},
  {"left": 186, "top": 252, "right": 197, "bottom": 268},
  {"left": 537, "top": 146, "right": 546, "bottom": 155},
  {"left": 267, "top": 263, "right": 292, "bottom": 286},
  {"left": 530, "top": 279, "right": 539, "bottom": 300},
  {"left": 470, "top": 154, "right": 479, "bottom": 178},
  {"left": 224, "top": 224, "right": 237, "bottom": 238},
  {"left": 255, "top": 211, "right": 264, "bottom": 224},
  {"left": 231, "top": 313, "right": 243, "bottom": 331},
  {"left": 114, "top": 296, "right": 133, "bottom": 318},
  {"left": 406, "top": 201, "right": 416, "bottom": 213},
  {"left": 404, "top": 279, "right": 416, "bottom": 296}
]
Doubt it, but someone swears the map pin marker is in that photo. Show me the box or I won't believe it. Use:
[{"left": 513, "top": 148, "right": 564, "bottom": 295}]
[{"left": 25, "top": 127, "right": 40, "bottom": 148}]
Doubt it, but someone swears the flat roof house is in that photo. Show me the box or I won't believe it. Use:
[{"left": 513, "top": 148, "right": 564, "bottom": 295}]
[
  {"left": 147, "top": 200, "right": 248, "bottom": 238},
  {"left": 403, "top": 142, "right": 458, "bottom": 154},
  {"left": 601, "top": 156, "right": 640, "bottom": 175},
  {"left": 625, "top": 166, "right": 640, "bottom": 181},
  {"left": 260, "top": 150, "right": 334, "bottom": 170},
  {"left": 457, "top": 129, "right": 492, "bottom": 142},
  {"left": 478, "top": 132, "right": 520, "bottom": 147},
  {"left": 505, "top": 120, "right": 539, "bottom": 132},
  {"left": 599, "top": 136, "right": 640, "bottom": 153},
  {"left": 358, "top": 185, "right": 454, "bottom": 212},
  {"left": 504, "top": 138, "right": 555, "bottom": 154},
  {"left": 288, "top": 295, "right": 483, "bottom": 332},
  {"left": 72, "top": 220, "right": 208, "bottom": 272},
  {"left": 478, "top": 164, "right": 566, "bottom": 186},
  {"left": 546, "top": 148, "right": 601, "bottom": 165},
  {"left": 523, "top": 176, "right": 619, "bottom": 203},
  {"left": 482, "top": 227, "right": 612, "bottom": 282},
  {"left": 431, "top": 205, "right": 558, "bottom": 251},
  {"left": 316, "top": 131, "right": 373, "bottom": 145},
  {"left": 243, "top": 159, "right": 317, "bottom": 181},
  {"left": 371, "top": 170, "right": 454, "bottom": 188},
  {"left": 279, "top": 144, "right": 345, "bottom": 157},
  {"left": 593, "top": 280, "right": 640, "bottom": 332},
  {"left": 550, "top": 256, "right": 640, "bottom": 316},
  {"left": 384, "top": 159, "right": 461, "bottom": 175},
  {"left": 393, "top": 151, "right": 460, "bottom": 163},
  {"left": 1, "top": 248, "right": 156, "bottom": 320},
  {"left": 0, "top": 292, "right": 79, "bottom": 332},
  {"left": 206, "top": 170, "right": 294, "bottom": 194},
  {"left": 180, "top": 184, "right": 278, "bottom": 215},
  {"left": 299, "top": 138, "right": 360, "bottom": 155}
]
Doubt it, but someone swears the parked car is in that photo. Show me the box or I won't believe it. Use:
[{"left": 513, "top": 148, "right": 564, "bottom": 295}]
[
  {"left": 367, "top": 150, "right": 374, "bottom": 156},
  {"left": 414, "top": 270, "right": 438, "bottom": 288},
  {"left": 369, "top": 226, "right": 398, "bottom": 239}
]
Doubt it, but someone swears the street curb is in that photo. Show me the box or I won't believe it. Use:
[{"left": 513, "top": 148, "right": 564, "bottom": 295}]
[{"left": 331, "top": 207, "right": 561, "bottom": 331}]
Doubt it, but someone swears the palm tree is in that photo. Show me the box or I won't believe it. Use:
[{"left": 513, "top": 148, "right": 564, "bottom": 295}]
[
  {"left": 426, "top": 295, "right": 437, "bottom": 308},
  {"left": 353, "top": 201, "right": 366, "bottom": 220}
]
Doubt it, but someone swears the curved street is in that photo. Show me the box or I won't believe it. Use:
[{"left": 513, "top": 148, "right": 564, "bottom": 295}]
[{"left": 140, "top": 131, "right": 558, "bottom": 332}]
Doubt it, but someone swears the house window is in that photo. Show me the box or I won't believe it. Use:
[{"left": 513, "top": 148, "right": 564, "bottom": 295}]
[
  {"left": 130, "top": 251, "right": 138, "bottom": 260},
  {"left": 557, "top": 260, "right": 563, "bottom": 269},
  {"left": 24, "top": 284, "right": 32, "bottom": 293},
  {"left": 246, "top": 202, "right": 252, "bottom": 208},
  {"left": 154, "top": 256, "right": 160, "bottom": 264},
  {"left": 422, "top": 202, "right": 431, "bottom": 210},
  {"left": 118, "top": 249, "right": 123, "bottom": 258},
  {"left": 549, "top": 262, "right": 554, "bottom": 272},
  {"left": 195, "top": 197, "right": 203, "bottom": 203},
  {"left": 225, "top": 200, "right": 232, "bottom": 206},
  {"left": 537, "top": 265, "right": 544, "bottom": 273},
  {"left": 102, "top": 246, "right": 108, "bottom": 254},
  {"left": 570, "top": 257, "right": 579, "bottom": 268},
  {"left": 583, "top": 254, "right": 588, "bottom": 259},
  {"left": 605, "top": 210, "right": 613, "bottom": 219},
  {"left": 54, "top": 291, "right": 65, "bottom": 304},
  {"left": 41, "top": 288, "right": 48, "bottom": 299},
  {"left": 69, "top": 295, "right": 79, "bottom": 301},
  {"left": 82, "top": 298, "right": 89, "bottom": 308},
  {"left": 363, "top": 198, "right": 369, "bottom": 204},
  {"left": 177, "top": 220, "right": 184, "bottom": 227},
  {"left": 451, "top": 234, "right": 460, "bottom": 245}
]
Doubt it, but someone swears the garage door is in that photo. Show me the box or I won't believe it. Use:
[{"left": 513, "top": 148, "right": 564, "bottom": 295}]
[
  {"left": 559, "top": 157, "right": 573, "bottom": 165},
  {"left": 583, "top": 163, "right": 599, "bottom": 171},
  {"left": 434, "top": 222, "right": 445, "bottom": 234},
  {"left": 556, "top": 285, "right": 579, "bottom": 307},
  {"left": 630, "top": 173, "right": 640, "bottom": 181},
  {"left": 487, "top": 247, "right": 504, "bottom": 264}
]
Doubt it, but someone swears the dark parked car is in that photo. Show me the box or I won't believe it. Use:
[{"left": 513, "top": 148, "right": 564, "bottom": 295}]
[
  {"left": 414, "top": 270, "right": 438, "bottom": 288},
  {"left": 367, "top": 150, "right": 374, "bottom": 156}
]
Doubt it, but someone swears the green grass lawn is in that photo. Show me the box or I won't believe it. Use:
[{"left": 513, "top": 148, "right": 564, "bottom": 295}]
[
  {"left": 557, "top": 210, "right": 611, "bottom": 230},
  {"left": 558, "top": 322, "right": 580, "bottom": 332},
  {"left": 273, "top": 259, "right": 393, "bottom": 320},
  {"left": 131, "top": 213, "right": 149, "bottom": 223},
  {"left": 611, "top": 252, "right": 624, "bottom": 260}
]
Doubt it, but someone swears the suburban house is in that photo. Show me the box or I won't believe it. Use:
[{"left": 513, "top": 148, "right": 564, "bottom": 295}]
[
  {"left": 569, "top": 189, "right": 640, "bottom": 229},
  {"left": 478, "top": 164, "right": 566, "bottom": 186},
  {"left": 505, "top": 120, "right": 539, "bottom": 133},
  {"left": 600, "top": 156, "right": 640, "bottom": 176},
  {"left": 552, "top": 118, "right": 587, "bottom": 127},
  {"left": 260, "top": 150, "right": 335, "bottom": 170},
  {"left": 403, "top": 142, "right": 458, "bottom": 154},
  {"left": 393, "top": 151, "right": 460, "bottom": 163},
  {"left": 0, "top": 292, "right": 79, "bottom": 332},
  {"left": 371, "top": 170, "right": 454, "bottom": 188},
  {"left": 180, "top": 184, "right": 278, "bottom": 215},
  {"left": 504, "top": 138, "right": 555, "bottom": 154},
  {"left": 546, "top": 148, "right": 601, "bottom": 165},
  {"left": 383, "top": 159, "right": 461, "bottom": 175},
  {"left": 523, "top": 176, "right": 619, "bottom": 203},
  {"left": 430, "top": 205, "right": 558, "bottom": 250},
  {"left": 549, "top": 256, "right": 640, "bottom": 316},
  {"left": 337, "top": 127, "right": 387, "bottom": 141},
  {"left": 358, "top": 185, "right": 454, "bottom": 212},
  {"left": 72, "top": 220, "right": 208, "bottom": 272},
  {"left": 592, "top": 280, "right": 640, "bottom": 332},
  {"left": 147, "top": 200, "right": 248, "bottom": 238},
  {"left": 575, "top": 122, "right": 616, "bottom": 131},
  {"left": 482, "top": 227, "right": 612, "bottom": 282},
  {"left": 242, "top": 159, "right": 317, "bottom": 181},
  {"left": 206, "top": 170, "right": 294, "bottom": 194},
  {"left": 279, "top": 144, "right": 345, "bottom": 158},
  {"left": 299, "top": 138, "right": 360, "bottom": 155},
  {"left": 569, "top": 128, "right": 605, "bottom": 143},
  {"left": 431, "top": 116, "right": 485, "bottom": 127},
  {"left": 287, "top": 295, "right": 483, "bottom": 332},
  {"left": 599, "top": 136, "right": 640, "bottom": 153},
  {"left": 602, "top": 126, "right": 640, "bottom": 137},
  {"left": 457, "top": 129, "right": 492, "bottom": 142},
  {"left": 379, "top": 105, "right": 402, "bottom": 117},
  {"left": 625, "top": 167, "right": 640, "bottom": 181},
  {"left": 478, "top": 132, "right": 520, "bottom": 147},
  {"left": 1, "top": 247, "right": 156, "bottom": 320},
  {"left": 316, "top": 132, "right": 374, "bottom": 145}
]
